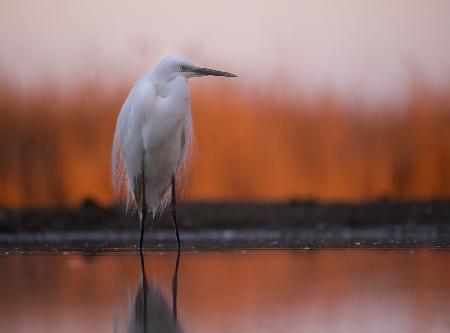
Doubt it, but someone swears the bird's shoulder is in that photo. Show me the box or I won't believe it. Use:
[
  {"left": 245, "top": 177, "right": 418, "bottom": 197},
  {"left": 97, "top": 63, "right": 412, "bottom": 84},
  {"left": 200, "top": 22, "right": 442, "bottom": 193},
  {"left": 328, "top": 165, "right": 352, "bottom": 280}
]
[
  {"left": 121, "top": 73, "right": 157, "bottom": 114},
  {"left": 131, "top": 74, "right": 157, "bottom": 103}
]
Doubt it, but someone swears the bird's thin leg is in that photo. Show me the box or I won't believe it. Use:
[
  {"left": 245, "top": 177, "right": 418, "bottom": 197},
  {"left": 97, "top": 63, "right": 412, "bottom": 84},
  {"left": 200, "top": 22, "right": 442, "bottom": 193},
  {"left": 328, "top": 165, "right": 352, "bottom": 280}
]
[
  {"left": 172, "top": 245, "right": 181, "bottom": 322},
  {"left": 171, "top": 175, "right": 181, "bottom": 250},
  {"left": 139, "top": 174, "right": 147, "bottom": 254},
  {"left": 139, "top": 214, "right": 146, "bottom": 254}
]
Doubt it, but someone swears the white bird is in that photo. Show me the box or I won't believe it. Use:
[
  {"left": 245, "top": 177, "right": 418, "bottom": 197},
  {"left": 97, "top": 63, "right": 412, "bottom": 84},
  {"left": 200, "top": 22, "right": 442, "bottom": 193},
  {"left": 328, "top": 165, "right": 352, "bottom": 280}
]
[{"left": 112, "top": 55, "right": 236, "bottom": 252}]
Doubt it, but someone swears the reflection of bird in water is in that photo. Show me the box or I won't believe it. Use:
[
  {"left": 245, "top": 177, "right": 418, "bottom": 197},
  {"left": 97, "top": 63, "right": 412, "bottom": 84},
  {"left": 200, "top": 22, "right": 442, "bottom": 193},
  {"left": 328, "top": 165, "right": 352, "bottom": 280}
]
[
  {"left": 112, "top": 55, "right": 237, "bottom": 253},
  {"left": 127, "top": 250, "right": 182, "bottom": 333}
]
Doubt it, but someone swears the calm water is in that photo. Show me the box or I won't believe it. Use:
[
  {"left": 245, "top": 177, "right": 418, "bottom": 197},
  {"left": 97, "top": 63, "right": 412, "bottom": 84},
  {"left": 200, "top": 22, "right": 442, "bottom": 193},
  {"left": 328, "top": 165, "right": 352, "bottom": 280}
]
[{"left": 0, "top": 249, "right": 449, "bottom": 333}]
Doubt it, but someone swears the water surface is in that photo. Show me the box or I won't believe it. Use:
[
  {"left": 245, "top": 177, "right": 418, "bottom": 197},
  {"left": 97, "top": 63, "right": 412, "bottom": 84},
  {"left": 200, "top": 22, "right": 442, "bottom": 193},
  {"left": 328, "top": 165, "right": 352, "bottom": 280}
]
[{"left": 0, "top": 249, "right": 449, "bottom": 333}]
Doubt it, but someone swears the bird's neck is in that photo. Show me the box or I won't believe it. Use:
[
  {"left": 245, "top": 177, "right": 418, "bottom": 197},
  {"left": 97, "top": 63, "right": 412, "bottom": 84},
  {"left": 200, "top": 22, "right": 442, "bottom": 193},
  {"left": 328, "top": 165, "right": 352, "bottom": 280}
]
[{"left": 152, "top": 75, "right": 186, "bottom": 97}]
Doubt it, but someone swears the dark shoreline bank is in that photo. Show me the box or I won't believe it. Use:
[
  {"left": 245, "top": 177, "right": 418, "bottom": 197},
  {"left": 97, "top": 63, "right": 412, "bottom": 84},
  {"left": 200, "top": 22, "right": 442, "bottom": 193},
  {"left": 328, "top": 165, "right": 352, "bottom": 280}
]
[{"left": 1, "top": 200, "right": 449, "bottom": 250}]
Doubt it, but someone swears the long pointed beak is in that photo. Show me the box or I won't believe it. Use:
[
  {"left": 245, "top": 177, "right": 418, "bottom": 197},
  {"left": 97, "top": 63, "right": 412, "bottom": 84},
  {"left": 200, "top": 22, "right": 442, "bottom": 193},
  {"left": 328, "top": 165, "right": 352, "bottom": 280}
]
[{"left": 192, "top": 67, "right": 237, "bottom": 77}]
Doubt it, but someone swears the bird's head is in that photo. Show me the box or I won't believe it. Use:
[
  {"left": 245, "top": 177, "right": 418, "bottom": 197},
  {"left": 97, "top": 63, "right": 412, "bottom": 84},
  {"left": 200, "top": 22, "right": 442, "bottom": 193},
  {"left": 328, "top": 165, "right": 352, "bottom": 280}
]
[{"left": 153, "top": 55, "right": 237, "bottom": 82}]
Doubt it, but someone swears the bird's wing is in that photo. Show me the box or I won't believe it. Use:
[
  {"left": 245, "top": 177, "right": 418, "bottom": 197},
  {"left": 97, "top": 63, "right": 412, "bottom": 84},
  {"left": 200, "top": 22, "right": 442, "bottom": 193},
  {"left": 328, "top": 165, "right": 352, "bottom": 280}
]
[
  {"left": 175, "top": 109, "right": 195, "bottom": 195},
  {"left": 111, "top": 92, "right": 131, "bottom": 200},
  {"left": 112, "top": 75, "right": 156, "bottom": 209}
]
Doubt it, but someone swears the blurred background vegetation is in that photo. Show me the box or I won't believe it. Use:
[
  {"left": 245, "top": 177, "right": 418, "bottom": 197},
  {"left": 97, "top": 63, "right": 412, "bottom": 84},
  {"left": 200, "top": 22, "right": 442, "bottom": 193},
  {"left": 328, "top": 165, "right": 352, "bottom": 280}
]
[
  {"left": 0, "top": 77, "right": 449, "bottom": 207},
  {"left": 0, "top": 0, "right": 449, "bottom": 208}
]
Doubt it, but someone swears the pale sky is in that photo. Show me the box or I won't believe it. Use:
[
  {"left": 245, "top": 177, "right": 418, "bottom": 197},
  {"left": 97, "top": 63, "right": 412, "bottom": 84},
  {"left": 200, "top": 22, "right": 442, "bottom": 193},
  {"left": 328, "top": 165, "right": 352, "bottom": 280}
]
[{"left": 1, "top": 0, "right": 450, "bottom": 102}]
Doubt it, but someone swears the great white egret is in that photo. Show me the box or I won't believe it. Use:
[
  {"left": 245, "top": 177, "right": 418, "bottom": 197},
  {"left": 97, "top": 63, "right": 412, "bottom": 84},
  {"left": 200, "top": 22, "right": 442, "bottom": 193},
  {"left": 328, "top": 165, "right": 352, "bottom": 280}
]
[{"left": 112, "top": 55, "right": 236, "bottom": 252}]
